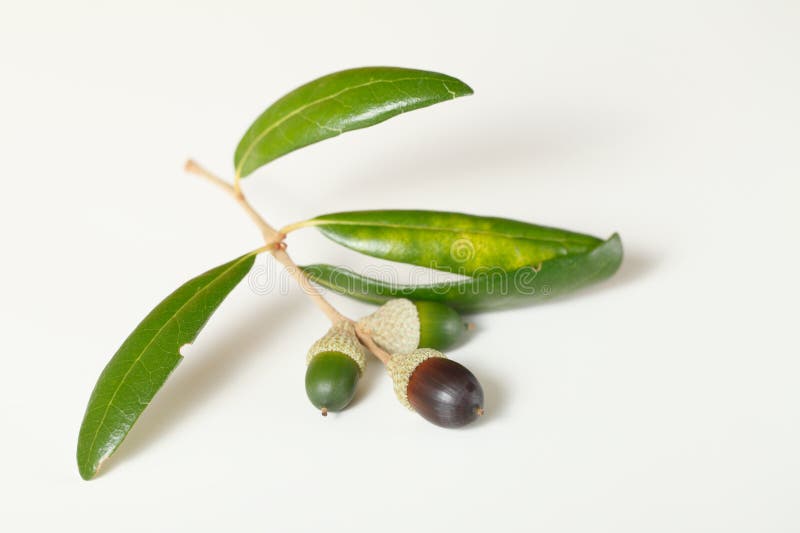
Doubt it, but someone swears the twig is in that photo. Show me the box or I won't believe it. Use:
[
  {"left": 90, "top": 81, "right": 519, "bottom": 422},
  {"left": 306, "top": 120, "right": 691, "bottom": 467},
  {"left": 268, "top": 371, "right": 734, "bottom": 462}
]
[
  {"left": 185, "top": 159, "right": 347, "bottom": 325},
  {"left": 355, "top": 324, "right": 391, "bottom": 364},
  {"left": 185, "top": 159, "right": 279, "bottom": 242},
  {"left": 272, "top": 246, "right": 347, "bottom": 324}
]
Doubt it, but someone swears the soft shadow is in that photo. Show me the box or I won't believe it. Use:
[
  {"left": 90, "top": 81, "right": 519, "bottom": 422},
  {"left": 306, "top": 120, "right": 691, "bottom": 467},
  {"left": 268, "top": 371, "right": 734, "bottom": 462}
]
[
  {"left": 600, "top": 250, "right": 656, "bottom": 291},
  {"left": 478, "top": 250, "right": 657, "bottom": 320},
  {"left": 545, "top": 250, "right": 658, "bottom": 308},
  {"left": 348, "top": 352, "right": 387, "bottom": 409},
  {"left": 337, "top": 112, "right": 637, "bottom": 192},
  {"left": 447, "top": 319, "right": 484, "bottom": 351},
  {"left": 100, "top": 299, "right": 303, "bottom": 476}
]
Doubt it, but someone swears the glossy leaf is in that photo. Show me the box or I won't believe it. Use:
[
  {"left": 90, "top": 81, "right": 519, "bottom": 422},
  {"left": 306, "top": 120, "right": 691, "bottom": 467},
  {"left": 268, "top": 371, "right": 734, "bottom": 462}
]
[
  {"left": 234, "top": 67, "right": 473, "bottom": 178},
  {"left": 77, "top": 252, "right": 257, "bottom": 480},
  {"left": 303, "top": 210, "right": 603, "bottom": 276},
  {"left": 302, "top": 234, "right": 622, "bottom": 312}
]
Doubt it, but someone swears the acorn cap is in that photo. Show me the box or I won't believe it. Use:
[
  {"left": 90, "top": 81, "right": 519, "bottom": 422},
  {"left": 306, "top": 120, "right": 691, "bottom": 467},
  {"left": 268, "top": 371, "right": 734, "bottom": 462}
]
[
  {"left": 386, "top": 348, "right": 446, "bottom": 409},
  {"left": 357, "top": 299, "right": 420, "bottom": 355},
  {"left": 306, "top": 321, "right": 367, "bottom": 373}
]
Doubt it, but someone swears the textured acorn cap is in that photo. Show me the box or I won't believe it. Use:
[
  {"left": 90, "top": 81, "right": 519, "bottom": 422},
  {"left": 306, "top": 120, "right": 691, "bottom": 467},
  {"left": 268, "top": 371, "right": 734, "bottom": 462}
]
[
  {"left": 306, "top": 321, "right": 367, "bottom": 373},
  {"left": 357, "top": 299, "right": 420, "bottom": 355},
  {"left": 387, "top": 348, "right": 446, "bottom": 410}
]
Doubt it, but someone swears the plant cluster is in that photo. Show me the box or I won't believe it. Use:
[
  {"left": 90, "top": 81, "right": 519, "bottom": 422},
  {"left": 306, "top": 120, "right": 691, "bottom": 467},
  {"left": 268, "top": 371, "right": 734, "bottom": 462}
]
[{"left": 76, "top": 67, "right": 623, "bottom": 480}]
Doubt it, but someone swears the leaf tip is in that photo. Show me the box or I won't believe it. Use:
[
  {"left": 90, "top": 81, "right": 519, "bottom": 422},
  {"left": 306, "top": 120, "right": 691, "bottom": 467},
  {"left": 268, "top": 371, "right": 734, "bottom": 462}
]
[
  {"left": 444, "top": 74, "right": 473, "bottom": 98},
  {"left": 607, "top": 232, "right": 623, "bottom": 255},
  {"left": 77, "top": 459, "right": 98, "bottom": 481},
  {"left": 77, "top": 441, "right": 110, "bottom": 480},
  {"left": 598, "top": 233, "right": 624, "bottom": 276}
]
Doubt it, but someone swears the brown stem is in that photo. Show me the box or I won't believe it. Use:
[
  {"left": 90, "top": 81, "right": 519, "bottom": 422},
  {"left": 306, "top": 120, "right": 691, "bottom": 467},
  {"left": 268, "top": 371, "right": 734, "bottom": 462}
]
[
  {"left": 185, "top": 159, "right": 279, "bottom": 242},
  {"left": 354, "top": 324, "right": 391, "bottom": 365},
  {"left": 271, "top": 247, "right": 347, "bottom": 324},
  {"left": 185, "top": 159, "right": 347, "bottom": 325}
]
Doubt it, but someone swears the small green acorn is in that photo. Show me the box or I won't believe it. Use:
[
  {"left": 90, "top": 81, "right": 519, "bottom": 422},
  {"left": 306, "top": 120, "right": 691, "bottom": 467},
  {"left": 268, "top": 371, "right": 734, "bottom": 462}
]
[
  {"left": 387, "top": 348, "right": 484, "bottom": 428},
  {"left": 305, "top": 321, "right": 366, "bottom": 415},
  {"left": 357, "top": 298, "right": 467, "bottom": 354},
  {"left": 414, "top": 300, "right": 465, "bottom": 351}
]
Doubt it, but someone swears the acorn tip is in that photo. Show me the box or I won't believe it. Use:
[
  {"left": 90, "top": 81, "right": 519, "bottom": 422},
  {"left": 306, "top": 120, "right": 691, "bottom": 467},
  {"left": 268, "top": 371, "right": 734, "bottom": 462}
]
[
  {"left": 320, "top": 407, "right": 328, "bottom": 417},
  {"left": 465, "top": 322, "right": 476, "bottom": 331},
  {"left": 475, "top": 406, "right": 484, "bottom": 417}
]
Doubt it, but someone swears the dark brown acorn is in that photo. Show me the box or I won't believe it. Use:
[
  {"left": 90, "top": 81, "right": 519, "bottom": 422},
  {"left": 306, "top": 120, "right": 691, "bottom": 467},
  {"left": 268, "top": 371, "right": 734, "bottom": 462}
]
[
  {"left": 407, "top": 357, "right": 484, "bottom": 427},
  {"left": 387, "top": 348, "right": 484, "bottom": 428}
]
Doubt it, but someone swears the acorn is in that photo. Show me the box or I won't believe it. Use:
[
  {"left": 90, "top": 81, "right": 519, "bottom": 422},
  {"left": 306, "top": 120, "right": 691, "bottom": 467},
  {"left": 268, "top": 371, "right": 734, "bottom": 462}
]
[
  {"left": 415, "top": 300, "right": 466, "bottom": 351},
  {"left": 387, "top": 348, "right": 484, "bottom": 428},
  {"left": 305, "top": 321, "right": 366, "bottom": 415},
  {"left": 357, "top": 299, "right": 466, "bottom": 354}
]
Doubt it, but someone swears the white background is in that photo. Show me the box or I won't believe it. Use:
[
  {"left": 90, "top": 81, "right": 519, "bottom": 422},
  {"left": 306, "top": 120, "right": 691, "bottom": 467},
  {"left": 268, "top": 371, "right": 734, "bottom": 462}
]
[{"left": 1, "top": 1, "right": 798, "bottom": 531}]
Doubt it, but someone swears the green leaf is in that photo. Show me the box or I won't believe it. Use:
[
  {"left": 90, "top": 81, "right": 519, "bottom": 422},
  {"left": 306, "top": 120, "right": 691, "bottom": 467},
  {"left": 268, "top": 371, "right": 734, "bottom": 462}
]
[
  {"left": 234, "top": 67, "right": 473, "bottom": 178},
  {"left": 76, "top": 252, "right": 257, "bottom": 480},
  {"left": 302, "top": 210, "right": 603, "bottom": 277},
  {"left": 301, "top": 234, "right": 623, "bottom": 312}
]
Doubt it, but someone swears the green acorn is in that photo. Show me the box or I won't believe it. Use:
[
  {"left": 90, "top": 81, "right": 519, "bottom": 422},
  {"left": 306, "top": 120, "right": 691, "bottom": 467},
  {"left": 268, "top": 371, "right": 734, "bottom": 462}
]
[
  {"left": 357, "top": 298, "right": 466, "bottom": 354},
  {"left": 415, "top": 300, "right": 465, "bottom": 351},
  {"left": 305, "top": 321, "right": 366, "bottom": 415}
]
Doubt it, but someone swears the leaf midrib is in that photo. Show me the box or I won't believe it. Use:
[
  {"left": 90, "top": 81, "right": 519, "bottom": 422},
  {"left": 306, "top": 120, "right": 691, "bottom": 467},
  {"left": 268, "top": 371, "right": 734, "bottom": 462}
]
[
  {"left": 82, "top": 253, "right": 253, "bottom": 471},
  {"left": 235, "top": 76, "right": 458, "bottom": 176},
  {"left": 312, "top": 219, "right": 595, "bottom": 246}
]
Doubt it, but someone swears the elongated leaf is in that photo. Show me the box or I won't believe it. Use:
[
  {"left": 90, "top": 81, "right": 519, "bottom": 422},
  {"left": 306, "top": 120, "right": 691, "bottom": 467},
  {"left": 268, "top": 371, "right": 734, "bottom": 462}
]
[
  {"left": 77, "top": 252, "right": 257, "bottom": 480},
  {"left": 234, "top": 67, "right": 473, "bottom": 178},
  {"left": 302, "top": 234, "right": 622, "bottom": 312},
  {"left": 304, "top": 210, "right": 602, "bottom": 277}
]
